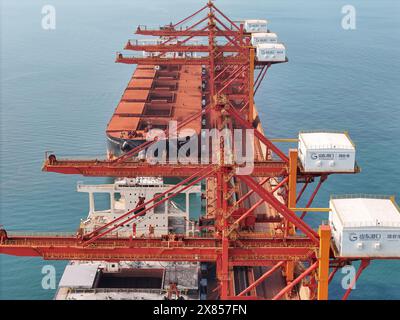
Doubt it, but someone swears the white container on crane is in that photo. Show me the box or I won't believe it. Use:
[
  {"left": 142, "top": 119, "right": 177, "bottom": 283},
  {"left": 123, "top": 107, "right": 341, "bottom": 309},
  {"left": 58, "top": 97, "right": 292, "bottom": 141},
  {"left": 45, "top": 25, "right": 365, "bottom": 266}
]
[
  {"left": 244, "top": 19, "right": 268, "bottom": 33},
  {"left": 329, "top": 195, "right": 400, "bottom": 258},
  {"left": 255, "top": 43, "right": 286, "bottom": 62},
  {"left": 251, "top": 32, "right": 278, "bottom": 46},
  {"left": 298, "top": 131, "right": 356, "bottom": 172}
]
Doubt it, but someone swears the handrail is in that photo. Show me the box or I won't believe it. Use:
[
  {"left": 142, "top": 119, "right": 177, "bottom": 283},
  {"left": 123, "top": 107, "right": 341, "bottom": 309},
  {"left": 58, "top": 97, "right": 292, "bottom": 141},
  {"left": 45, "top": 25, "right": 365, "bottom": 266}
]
[
  {"left": 6, "top": 231, "right": 75, "bottom": 237},
  {"left": 331, "top": 194, "right": 393, "bottom": 200}
]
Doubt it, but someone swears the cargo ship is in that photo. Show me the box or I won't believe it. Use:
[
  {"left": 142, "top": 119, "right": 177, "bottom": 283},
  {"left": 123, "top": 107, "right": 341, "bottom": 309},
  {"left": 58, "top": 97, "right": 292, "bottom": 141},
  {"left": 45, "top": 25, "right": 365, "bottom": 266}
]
[{"left": 2, "top": 1, "right": 398, "bottom": 301}]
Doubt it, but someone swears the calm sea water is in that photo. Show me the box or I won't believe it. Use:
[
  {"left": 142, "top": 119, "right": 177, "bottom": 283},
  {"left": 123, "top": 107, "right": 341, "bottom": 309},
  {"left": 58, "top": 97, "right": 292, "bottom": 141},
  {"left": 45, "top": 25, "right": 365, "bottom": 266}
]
[{"left": 0, "top": 0, "right": 399, "bottom": 299}]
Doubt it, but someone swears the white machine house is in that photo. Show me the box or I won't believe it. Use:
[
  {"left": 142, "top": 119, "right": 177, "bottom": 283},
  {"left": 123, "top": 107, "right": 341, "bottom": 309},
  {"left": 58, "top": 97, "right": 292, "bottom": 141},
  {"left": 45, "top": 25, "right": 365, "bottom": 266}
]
[{"left": 77, "top": 177, "right": 201, "bottom": 237}]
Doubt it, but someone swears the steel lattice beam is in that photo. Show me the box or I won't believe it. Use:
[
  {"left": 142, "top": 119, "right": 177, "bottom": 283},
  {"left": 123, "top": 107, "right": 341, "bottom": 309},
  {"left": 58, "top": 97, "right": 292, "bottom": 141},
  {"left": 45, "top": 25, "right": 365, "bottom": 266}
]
[
  {"left": 0, "top": 235, "right": 316, "bottom": 262},
  {"left": 42, "top": 160, "right": 288, "bottom": 177},
  {"left": 238, "top": 175, "right": 320, "bottom": 244}
]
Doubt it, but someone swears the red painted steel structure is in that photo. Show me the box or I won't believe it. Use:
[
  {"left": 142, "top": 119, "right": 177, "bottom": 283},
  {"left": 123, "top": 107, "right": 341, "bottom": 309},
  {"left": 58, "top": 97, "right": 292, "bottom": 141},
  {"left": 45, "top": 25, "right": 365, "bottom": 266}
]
[{"left": 0, "top": 1, "right": 381, "bottom": 300}]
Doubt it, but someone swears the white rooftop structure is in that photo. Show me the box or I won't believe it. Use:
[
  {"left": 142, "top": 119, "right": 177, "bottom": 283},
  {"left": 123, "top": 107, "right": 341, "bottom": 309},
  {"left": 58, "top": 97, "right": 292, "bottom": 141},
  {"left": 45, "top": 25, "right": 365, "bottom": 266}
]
[
  {"left": 330, "top": 196, "right": 400, "bottom": 228},
  {"left": 298, "top": 131, "right": 356, "bottom": 173},
  {"left": 329, "top": 196, "right": 400, "bottom": 258},
  {"left": 256, "top": 43, "right": 286, "bottom": 62},
  {"left": 299, "top": 132, "right": 355, "bottom": 150}
]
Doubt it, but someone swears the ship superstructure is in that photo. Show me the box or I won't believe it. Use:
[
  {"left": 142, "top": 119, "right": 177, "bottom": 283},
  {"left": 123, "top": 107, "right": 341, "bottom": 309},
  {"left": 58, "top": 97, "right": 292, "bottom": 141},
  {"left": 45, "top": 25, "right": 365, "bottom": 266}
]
[
  {"left": 77, "top": 177, "right": 200, "bottom": 238},
  {"left": 54, "top": 177, "right": 204, "bottom": 300},
  {"left": 1, "top": 1, "right": 399, "bottom": 301}
]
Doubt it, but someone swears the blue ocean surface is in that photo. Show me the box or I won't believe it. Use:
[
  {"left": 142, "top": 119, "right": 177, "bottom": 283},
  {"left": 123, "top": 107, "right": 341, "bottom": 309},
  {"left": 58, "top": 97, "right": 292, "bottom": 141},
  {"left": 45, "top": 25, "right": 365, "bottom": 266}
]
[{"left": 0, "top": 0, "right": 399, "bottom": 299}]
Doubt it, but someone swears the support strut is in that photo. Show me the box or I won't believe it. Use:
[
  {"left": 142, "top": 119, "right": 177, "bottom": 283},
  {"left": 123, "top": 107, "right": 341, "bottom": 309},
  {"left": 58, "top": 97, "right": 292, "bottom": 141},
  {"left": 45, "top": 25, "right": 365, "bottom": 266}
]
[
  {"left": 238, "top": 175, "right": 319, "bottom": 244},
  {"left": 237, "top": 261, "right": 285, "bottom": 297}
]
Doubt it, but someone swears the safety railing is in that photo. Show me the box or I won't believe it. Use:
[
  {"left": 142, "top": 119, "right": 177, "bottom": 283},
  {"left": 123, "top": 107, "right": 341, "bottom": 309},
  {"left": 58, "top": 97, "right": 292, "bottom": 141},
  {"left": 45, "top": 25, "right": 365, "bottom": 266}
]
[
  {"left": 340, "top": 221, "right": 400, "bottom": 228},
  {"left": 44, "top": 151, "right": 108, "bottom": 162},
  {"left": 69, "top": 288, "right": 167, "bottom": 294},
  {"left": 6, "top": 231, "right": 75, "bottom": 237}
]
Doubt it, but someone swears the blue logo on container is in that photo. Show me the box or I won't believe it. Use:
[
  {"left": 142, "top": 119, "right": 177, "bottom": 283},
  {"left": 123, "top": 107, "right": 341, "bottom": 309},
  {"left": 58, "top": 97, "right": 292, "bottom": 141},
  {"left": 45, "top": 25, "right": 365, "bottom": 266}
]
[{"left": 349, "top": 233, "right": 358, "bottom": 241}]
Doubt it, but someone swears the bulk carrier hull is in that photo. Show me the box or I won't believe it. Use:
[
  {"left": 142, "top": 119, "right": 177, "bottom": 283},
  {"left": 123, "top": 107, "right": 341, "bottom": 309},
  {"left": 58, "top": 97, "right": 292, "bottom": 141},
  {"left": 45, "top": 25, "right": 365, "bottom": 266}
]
[{"left": 106, "top": 134, "right": 145, "bottom": 158}]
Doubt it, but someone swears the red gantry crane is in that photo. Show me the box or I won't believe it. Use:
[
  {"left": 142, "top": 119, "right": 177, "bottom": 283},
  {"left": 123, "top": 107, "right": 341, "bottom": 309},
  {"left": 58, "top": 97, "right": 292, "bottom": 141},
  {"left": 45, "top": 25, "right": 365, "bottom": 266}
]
[{"left": 0, "top": 1, "right": 398, "bottom": 300}]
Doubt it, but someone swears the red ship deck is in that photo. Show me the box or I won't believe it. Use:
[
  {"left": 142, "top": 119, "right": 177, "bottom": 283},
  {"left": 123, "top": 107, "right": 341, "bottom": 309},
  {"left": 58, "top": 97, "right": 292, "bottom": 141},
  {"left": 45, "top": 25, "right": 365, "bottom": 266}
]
[{"left": 106, "top": 64, "right": 202, "bottom": 141}]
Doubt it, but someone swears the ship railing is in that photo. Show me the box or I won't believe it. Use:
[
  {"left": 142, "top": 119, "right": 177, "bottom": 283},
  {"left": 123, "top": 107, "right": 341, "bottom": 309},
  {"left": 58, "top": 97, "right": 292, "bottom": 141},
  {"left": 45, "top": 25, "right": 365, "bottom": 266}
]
[
  {"left": 67, "top": 287, "right": 194, "bottom": 296},
  {"left": 68, "top": 288, "right": 168, "bottom": 294},
  {"left": 76, "top": 181, "right": 114, "bottom": 189},
  {"left": 5, "top": 231, "right": 139, "bottom": 239}
]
